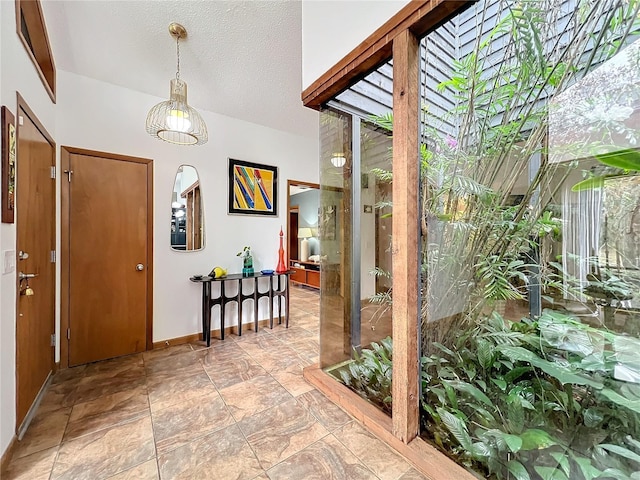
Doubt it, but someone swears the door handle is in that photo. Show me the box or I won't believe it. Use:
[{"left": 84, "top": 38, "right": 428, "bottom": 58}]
[
  {"left": 19, "top": 272, "right": 39, "bottom": 280},
  {"left": 136, "top": 264, "right": 144, "bottom": 271}
]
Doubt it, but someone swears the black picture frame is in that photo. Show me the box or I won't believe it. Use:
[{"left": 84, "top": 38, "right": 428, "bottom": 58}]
[
  {"left": 228, "top": 158, "right": 278, "bottom": 217},
  {"left": 1, "top": 106, "right": 16, "bottom": 224}
]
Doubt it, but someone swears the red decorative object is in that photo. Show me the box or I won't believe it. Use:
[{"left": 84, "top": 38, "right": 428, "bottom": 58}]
[{"left": 276, "top": 226, "right": 287, "bottom": 273}]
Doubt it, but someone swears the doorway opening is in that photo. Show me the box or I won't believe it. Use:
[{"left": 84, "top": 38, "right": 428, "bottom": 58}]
[{"left": 287, "top": 180, "right": 321, "bottom": 290}]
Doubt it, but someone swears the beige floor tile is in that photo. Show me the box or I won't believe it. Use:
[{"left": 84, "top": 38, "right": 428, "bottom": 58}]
[
  {"left": 144, "top": 350, "right": 205, "bottom": 378},
  {"left": 51, "top": 415, "right": 155, "bottom": 480},
  {"left": 13, "top": 407, "right": 71, "bottom": 459},
  {"left": 106, "top": 459, "right": 159, "bottom": 480},
  {"left": 71, "top": 366, "right": 147, "bottom": 406},
  {"left": 152, "top": 391, "right": 234, "bottom": 455},
  {"left": 81, "top": 354, "right": 144, "bottom": 380},
  {"left": 266, "top": 435, "right": 378, "bottom": 480},
  {"left": 199, "top": 342, "right": 245, "bottom": 366},
  {"left": 296, "top": 390, "right": 353, "bottom": 431},
  {"left": 142, "top": 344, "right": 193, "bottom": 362},
  {"left": 36, "top": 381, "right": 78, "bottom": 414},
  {"left": 398, "top": 468, "right": 430, "bottom": 480},
  {"left": 51, "top": 365, "right": 88, "bottom": 385},
  {"left": 247, "top": 347, "right": 305, "bottom": 373},
  {"left": 270, "top": 363, "right": 314, "bottom": 397},
  {"left": 157, "top": 424, "right": 263, "bottom": 480},
  {"left": 334, "top": 422, "right": 412, "bottom": 480},
  {"left": 147, "top": 371, "right": 216, "bottom": 413},
  {"left": 203, "top": 355, "right": 266, "bottom": 389},
  {"left": 64, "top": 385, "right": 149, "bottom": 441},
  {"left": 3, "top": 446, "right": 58, "bottom": 480},
  {"left": 219, "top": 374, "right": 292, "bottom": 421},
  {"left": 238, "top": 398, "right": 329, "bottom": 469}
]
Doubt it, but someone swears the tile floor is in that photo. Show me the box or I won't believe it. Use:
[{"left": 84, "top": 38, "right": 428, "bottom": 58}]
[{"left": 4, "top": 285, "right": 426, "bottom": 480}]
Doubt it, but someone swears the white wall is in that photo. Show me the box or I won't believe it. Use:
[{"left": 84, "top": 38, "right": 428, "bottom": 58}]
[
  {"left": 301, "top": 0, "right": 410, "bottom": 89},
  {"left": 1, "top": 10, "right": 319, "bottom": 458},
  {"left": 56, "top": 70, "right": 319, "bottom": 344},
  {"left": 0, "top": 0, "right": 58, "bottom": 457}
]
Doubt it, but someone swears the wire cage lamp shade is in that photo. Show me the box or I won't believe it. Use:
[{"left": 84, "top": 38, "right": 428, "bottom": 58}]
[
  {"left": 146, "top": 23, "right": 208, "bottom": 146},
  {"left": 146, "top": 78, "right": 208, "bottom": 145}
]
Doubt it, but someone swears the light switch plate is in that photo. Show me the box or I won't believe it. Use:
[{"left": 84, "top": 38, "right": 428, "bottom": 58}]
[{"left": 3, "top": 250, "right": 16, "bottom": 274}]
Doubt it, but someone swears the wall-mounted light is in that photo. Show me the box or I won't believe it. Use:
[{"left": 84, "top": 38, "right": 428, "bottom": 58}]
[
  {"left": 330, "top": 152, "right": 346, "bottom": 168},
  {"left": 146, "top": 23, "right": 208, "bottom": 146}
]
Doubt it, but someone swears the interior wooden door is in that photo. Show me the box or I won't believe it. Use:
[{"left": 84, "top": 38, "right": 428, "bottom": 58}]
[
  {"left": 289, "top": 208, "right": 299, "bottom": 261},
  {"left": 15, "top": 101, "right": 56, "bottom": 429},
  {"left": 65, "top": 150, "right": 152, "bottom": 366}
]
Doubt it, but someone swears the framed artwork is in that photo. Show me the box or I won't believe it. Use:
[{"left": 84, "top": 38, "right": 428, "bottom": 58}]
[
  {"left": 1, "top": 106, "right": 16, "bottom": 224},
  {"left": 228, "top": 158, "right": 278, "bottom": 216}
]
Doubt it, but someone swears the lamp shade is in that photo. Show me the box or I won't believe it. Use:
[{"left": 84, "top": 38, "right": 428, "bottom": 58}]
[
  {"left": 146, "top": 79, "right": 208, "bottom": 146},
  {"left": 297, "top": 227, "right": 313, "bottom": 239}
]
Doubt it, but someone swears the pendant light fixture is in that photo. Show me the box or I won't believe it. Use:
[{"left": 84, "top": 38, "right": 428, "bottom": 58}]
[{"left": 146, "top": 23, "right": 208, "bottom": 146}]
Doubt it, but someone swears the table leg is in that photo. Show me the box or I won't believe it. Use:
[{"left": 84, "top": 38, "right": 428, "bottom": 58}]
[
  {"left": 254, "top": 277, "right": 259, "bottom": 332},
  {"left": 285, "top": 275, "right": 290, "bottom": 328},
  {"left": 268, "top": 276, "right": 274, "bottom": 329},
  {"left": 220, "top": 281, "right": 226, "bottom": 340},
  {"left": 237, "top": 280, "right": 243, "bottom": 337},
  {"left": 277, "top": 275, "right": 282, "bottom": 325},
  {"left": 201, "top": 282, "right": 207, "bottom": 343},
  {"left": 205, "top": 282, "right": 212, "bottom": 347}
]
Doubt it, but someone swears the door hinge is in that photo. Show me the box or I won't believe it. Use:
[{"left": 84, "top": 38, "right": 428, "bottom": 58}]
[
  {"left": 50, "top": 250, "right": 56, "bottom": 263},
  {"left": 63, "top": 169, "right": 73, "bottom": 182},
  {"left": 50, "top": 166, "right": 56, "bottom": 179},
  {"left": 51, "top": 334, "right": 56, "bottom": 347},
  {"left": 67, "top": 328, "right": 70, "bottom": 340}
]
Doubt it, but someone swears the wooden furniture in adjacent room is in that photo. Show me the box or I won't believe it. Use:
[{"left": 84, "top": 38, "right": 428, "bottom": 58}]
[{"left": 290, "top": 260, "right": 320, "bottom": 289}]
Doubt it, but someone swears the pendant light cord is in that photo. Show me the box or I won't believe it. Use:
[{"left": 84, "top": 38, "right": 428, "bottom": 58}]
[{"left": 175, "top": 35, "right": 181, "bottom": 81}]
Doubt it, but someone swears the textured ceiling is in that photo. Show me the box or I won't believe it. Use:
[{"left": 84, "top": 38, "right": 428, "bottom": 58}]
[{"left": 41, "top": 0, "right": 318, "bottom": 138}]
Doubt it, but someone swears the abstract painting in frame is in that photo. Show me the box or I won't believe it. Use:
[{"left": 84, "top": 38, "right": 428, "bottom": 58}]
[
  {"left": 228, "top": 158, "right": 278, "bottom": 216},
  {"left": 1, "top": 106, "right": 16, "bottom": 224}
]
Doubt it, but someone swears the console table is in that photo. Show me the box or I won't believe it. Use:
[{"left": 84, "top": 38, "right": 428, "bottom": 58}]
[{"left": 190, "top": 271, "right": 291, "bottom": 346}]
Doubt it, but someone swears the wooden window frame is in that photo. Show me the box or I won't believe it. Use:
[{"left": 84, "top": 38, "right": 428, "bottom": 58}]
[
  {"left": 15, "top": 0, "right": 56, "bottom": 103},
  {"left": 302, "top": 1, "right": 476, "bottom": 479}
]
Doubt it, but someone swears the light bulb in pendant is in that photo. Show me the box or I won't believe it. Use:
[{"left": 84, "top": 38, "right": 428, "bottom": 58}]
[{"left": 166, "top": 110, "right": 191, "bottom": 132}]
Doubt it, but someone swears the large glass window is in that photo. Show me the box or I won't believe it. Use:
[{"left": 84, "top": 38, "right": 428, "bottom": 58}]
[
  {"left": 319, "top": 63, "right": 394, "bottom": 415},
  {"left": 419, "top": 0, "right": 640, "bottom": 478}
]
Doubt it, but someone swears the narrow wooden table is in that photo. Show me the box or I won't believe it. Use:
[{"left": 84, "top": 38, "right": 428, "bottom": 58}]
[{"left": 189, "top": 271, "right": 291, "bottom": 346}]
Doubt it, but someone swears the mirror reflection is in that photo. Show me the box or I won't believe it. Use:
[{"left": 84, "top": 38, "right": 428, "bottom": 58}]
[{"left": 170, "top": 165, "right": 204, "bottom": 251}]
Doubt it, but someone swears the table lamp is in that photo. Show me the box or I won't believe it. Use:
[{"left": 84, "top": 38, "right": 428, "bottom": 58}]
[{"left": 298, "top": 227, "right": 312, "bottom": 262}]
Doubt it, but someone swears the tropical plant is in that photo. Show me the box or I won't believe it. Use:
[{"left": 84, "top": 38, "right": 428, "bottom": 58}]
[
  {"left": 422, "top": 310, "right": 640, "bottom": 480},
  {"left": 339, "top": 337, "right": 393, "bottom": 414}
]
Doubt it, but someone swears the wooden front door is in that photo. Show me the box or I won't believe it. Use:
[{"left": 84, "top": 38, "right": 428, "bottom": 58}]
[
  {"left": 62, "top": 148, "right": 153, "bottom": 367},
  {"left": 15, "top": 99, "right": 56, "bottom": 429}
]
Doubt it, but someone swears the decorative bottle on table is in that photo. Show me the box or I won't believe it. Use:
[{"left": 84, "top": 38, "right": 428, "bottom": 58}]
[
  {"left": 276, "top": 227, "right": 287, "bottom": 273},
  {"left": 237, "top": 246, "right": 254, "bottom": 277}
]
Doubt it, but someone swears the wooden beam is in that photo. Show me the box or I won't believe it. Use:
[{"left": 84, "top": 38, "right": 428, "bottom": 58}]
[
  {"left": 391, "top": 29, "right": 420, "bottom": 443},
  {"left": 301, "top": 0, "right": 470, "bottom": 110}
]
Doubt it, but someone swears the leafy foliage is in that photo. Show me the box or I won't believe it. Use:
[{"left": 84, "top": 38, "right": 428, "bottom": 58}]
[
  {"left": 421, "top": 310, "right": 640, "bottom": 479},
  {"left": 339, "top": 337, "right": 393, "bottom": 413}
]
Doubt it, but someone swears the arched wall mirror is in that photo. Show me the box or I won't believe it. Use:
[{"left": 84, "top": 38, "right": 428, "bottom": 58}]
[{"left": 171, "top": 165, "right": 204, "bottom": 251}]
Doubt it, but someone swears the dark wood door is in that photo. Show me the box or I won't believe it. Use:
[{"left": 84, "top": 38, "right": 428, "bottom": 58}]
[
  {"left": 16, "top": 103, "right": 56, "bottom": 428},
  {"left": 66, "top": 151, "right": 151, "bottom": 366},
  {"left": 289, "top": 209, "right": 299, "bottom": 261}
]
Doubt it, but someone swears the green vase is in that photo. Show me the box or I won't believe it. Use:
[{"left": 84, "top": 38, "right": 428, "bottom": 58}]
[{"left": 242, "top": 255, "right": 254, "bottom": 277}]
